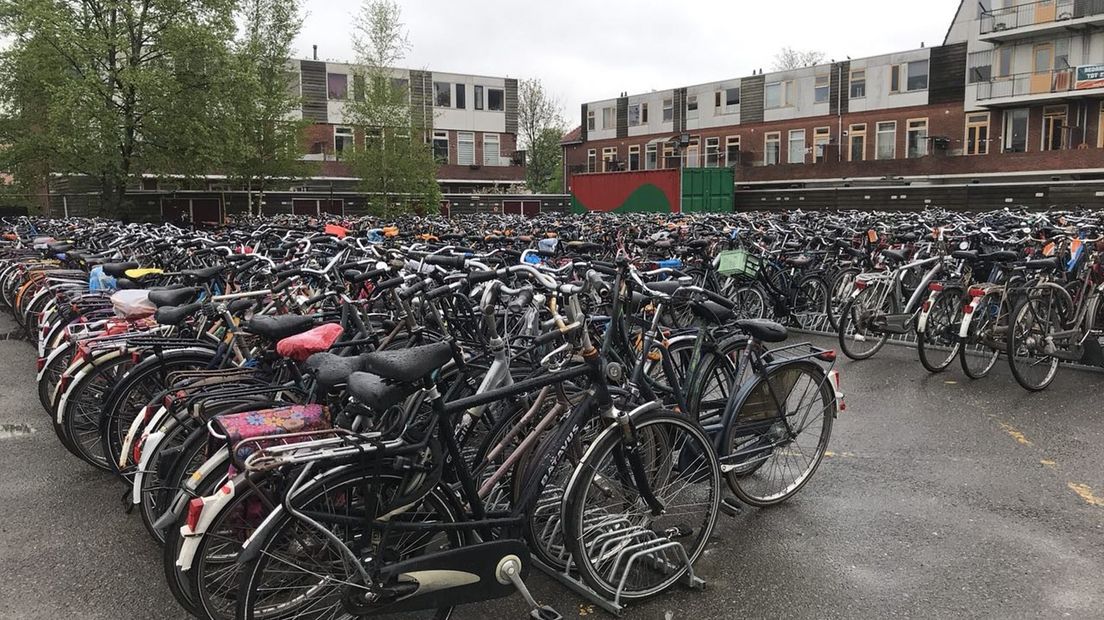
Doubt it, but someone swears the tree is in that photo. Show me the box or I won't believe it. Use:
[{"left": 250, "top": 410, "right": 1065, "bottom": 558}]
[
  {"left": 224, "top": 0, "right": 312, "bottom": 216},
  {"left": 772, "top": 47, "right": 826, "bottom": 70},
  {"left": 344, "top": 0, "right": 440, "bottom": 216},
  {"left": 517, "top": 79, "right": 566, "bottom": 194},
  {"left": 0, "top": 0, "right": 242, "bottom": 215}
]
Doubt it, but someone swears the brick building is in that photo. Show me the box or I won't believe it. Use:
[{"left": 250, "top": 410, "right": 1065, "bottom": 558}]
[
  {"left": 562, "top": 0, "right": 1104, "bottom": 196},
  {"left": 292, "top": 58, "right": 525, "bottom": 194}
]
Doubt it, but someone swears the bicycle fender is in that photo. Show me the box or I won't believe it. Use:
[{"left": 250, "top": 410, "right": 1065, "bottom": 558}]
[
  {"left": 55, "top": 349, "right": 124, "bottom": 425},
  {"left": 916, "top": 290, "right": 940, "bottom": 333}
]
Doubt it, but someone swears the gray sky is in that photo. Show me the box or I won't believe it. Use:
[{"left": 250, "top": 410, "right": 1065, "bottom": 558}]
[{"left": 296, "top": 0, "right": 963, "bottom": 123}]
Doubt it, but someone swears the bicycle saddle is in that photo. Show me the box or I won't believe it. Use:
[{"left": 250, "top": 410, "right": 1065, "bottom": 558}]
[
  {"left": 981, "top": 250, "right": 1019, "bottom": 263},
  {"left": 102, "top": 262, "right": 140, "bottom": 278},
  {"left": 360, "top": 341, "right": 454, "bottom": 383},
  {"left": 952, "top": 250, "right": 979, "bottom": 261},
  {"left": 784, "top": 255, "right": 812, "bottom": 267},
  {"left": 736, "top": 318, "right": 788, "bottom": 343},
  {"left": 690, "top": 300, "right": 734, "bottom": 325},
  {"left": 305, "top": 352, "right": 369, "bottom": 389},
  {"left": 245, "top": 315, "right": 315, "bottom": 340},
  {"left": 644, "top": 280, "right": 685, "bottom": 297},
  {"left": 183, "top": 266, "right": 226, "bottom": 282},
  {"left": 148, "top": 287, "right": 200, "bottom": 308},
  {"left": 346, "top": 372, "right": 419, "bottom": 412},
  {"left": 1023, "top": 257, "right": 1061, "bottom": 271},
  {"left": 155, "top": 302, "right": 203, "bottom": 326},
  {"left": 881, "top": 249, "right": 908, "bottom": 264}
]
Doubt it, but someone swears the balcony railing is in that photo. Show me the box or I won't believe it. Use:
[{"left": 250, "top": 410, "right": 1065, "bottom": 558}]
[
  {"left": 980, "top": 0, "right": 1104, "bottom": 35},
  {"left": 974, "top": 67, "right": 1104, "bottom": 100}
]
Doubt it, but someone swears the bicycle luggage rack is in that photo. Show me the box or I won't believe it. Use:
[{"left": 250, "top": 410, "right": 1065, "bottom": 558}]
[{"left": 532, "top": 509, "right": 705, "bottom": 616}]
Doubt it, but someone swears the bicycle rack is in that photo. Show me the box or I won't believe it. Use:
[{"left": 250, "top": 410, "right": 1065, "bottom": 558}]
[{"left": 533, "top": 515, "right": 705, "bottom": 616}]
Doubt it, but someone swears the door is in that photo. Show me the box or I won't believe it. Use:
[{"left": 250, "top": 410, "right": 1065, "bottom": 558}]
[
  {"left": 1031, "top": 43, "right": 1054, "bottom": 94},
  {"left": 191, "top": 199, "right": 222, "bottom": 224},
  {"left": 521, "top": 201, "right": 541, "bottom": 217},
  {"left": 502, "top": 200, "right": 522, "bottom": 216},
  {"left": 320, "top": 200, "right": 344, "bottom": 216},
  {"left": 292, "top": 199, "right": 319, "bottom": 216},
  {"left": 160, "top": 198, "right": 188, "bottom": 223}
]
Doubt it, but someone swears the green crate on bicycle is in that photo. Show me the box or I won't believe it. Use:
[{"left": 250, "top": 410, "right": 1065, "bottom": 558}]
[{"left": 717, "top": 249, "right": 762, "bottom": 279}]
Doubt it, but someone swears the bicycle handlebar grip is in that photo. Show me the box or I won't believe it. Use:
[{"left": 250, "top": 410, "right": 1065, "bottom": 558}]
[
  {"left": 701, "top": 288, "right": 736, "bottom": 309},
  {"left": 275, "top": 268, "right": 302, "bottom": 279},
  {"left": 425, "top": 283, "right": 456, "bottom": 300},
  {"left": 467, "top": 269, "right": 501, "bottom": 284},
  {"left": 374, "top": 276, "right": 406, "bottom": 291},
  {"left": 351, "top": 268, "right": 387, "bottom": 283},
  {"left": 534, "top": 328, "right": 566, "bottom": 346},
  {"left": 271, "top": 278, "right": 295, "bottom": 293},
  {"left": 399, "top": 280, "right": 428, "bottom": 301},
  {"left": 424, "top": 254, "right": 466, "bottom": 268}
]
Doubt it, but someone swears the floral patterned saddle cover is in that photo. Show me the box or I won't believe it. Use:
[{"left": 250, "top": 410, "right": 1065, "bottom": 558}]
[{"left": 213, "top": 404, "right": 331, "bottom": 469}]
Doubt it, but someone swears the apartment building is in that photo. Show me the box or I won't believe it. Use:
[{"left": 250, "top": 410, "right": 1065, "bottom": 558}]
[
  {"left": 563, "top": 0, "right": 1104, "bottom": 194},
  {"left": 292, "top": 58, "right": 525, "bottom": 193}
]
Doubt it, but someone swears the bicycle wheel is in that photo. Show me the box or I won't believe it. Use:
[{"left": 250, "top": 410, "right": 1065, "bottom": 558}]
[
  {"left": 236, "top": 471, "right": 460, "bottom": 620},
  {"left": 38, "top": 341, "right": 72, "bottom": 414},
  {"left": 829, "top": 268, "right": 860, "bottom": 328},
  {"left": 792, "top": 275, "right": 830, "bottom": 331},
  {"left": 1007, "top": 293, "right": 1060, "bottom": 391},
  {"left": 59, "top": 354, "right": 136, "bottom": 470},
  {"left": 686, "top": 335, "right": 744, "bottom": 425},
  {"left": 917, "top": 287, "right": 963, "bottom": 373},
  {"left": 721, "top": 360, "right": 834, "bottom": 507},
  {"left": 730, "top": 283, "right": 767, "bottom": 320},
  {"left": 837, "top": 283, "right": 894, "bottom": 360},
  {"left": 960, "top": 291, "right": 1002, "bottom": 379},
  {"left": 562, "top": 409, "right": 720, "bottom": 601}
]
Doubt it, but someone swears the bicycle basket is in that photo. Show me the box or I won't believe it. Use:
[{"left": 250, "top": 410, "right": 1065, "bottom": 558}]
[{"left": 717, "top": 249, "right": 762, "bottom": 279}]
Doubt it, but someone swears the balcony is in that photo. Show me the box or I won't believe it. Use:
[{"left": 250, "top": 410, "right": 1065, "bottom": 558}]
[
  {"left": 980, "top": 0, "right": 1104, "bottom": 42},
  {"left": 976, "top": 67, "right": 1104, "bottom": 104}
]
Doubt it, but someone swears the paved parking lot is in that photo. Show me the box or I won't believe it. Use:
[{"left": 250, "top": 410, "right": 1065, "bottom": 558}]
[{"left": 1, "top": 310, "right": 1102, "bottom": 619}]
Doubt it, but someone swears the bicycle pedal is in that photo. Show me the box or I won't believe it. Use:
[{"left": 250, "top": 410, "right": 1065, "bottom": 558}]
[
  {"left": 530, "top": 605, "right": 562, "bottom": 620},
  {"left": 720, "top": 496, "right": 744, "bottom": 517}
]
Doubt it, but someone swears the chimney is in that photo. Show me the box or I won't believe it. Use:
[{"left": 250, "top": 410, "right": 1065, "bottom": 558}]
[{"left": 312, "top": 45, "right": 318, "bottom": 60}]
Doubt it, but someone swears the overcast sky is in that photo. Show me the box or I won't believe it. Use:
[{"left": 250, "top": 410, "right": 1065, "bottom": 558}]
[{"left": 296, "top": 0, "right": 963, "bottom": 123}]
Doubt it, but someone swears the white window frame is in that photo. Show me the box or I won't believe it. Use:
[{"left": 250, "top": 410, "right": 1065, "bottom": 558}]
[
  {"left": 724, "top": 87, "right": 740, "bottom": 113},
  {"left": 432, "top": 130, "right": 449, "bottom": 163},
  {"left": 906, "top": 118, "right": 929, "bottom": 158},
  {"left": 433, "top": 81, "right": 452, "bottom": 107},
  {"left": 849, "top": 123, "right": 867, "bottom": 162},
  {"left": 662, "top": 98, "right": 674, "bottom": 122},
  {"left": 765, "top": 81, "right": 791, "bottom": 109},
  {"left": 686, "top": 95, "right": 699, "bottom": 120},
  {"left": 628, "top": 145, "right": 641, "bottom": 170},
  {"left": 814, "top": 75, "right": 830, "bottom": 104},
  {"left": 483, "top": 133, "right": 500, "bottom": 166},
  {"left": 876, "top": 121, "right": 897, "bottom": 160},
  {"left": 907, "top": 59, "right": 929, "bottom": 91},
  {"left": 602, "top": 107, "right": 615, "bottom": 130},
  {"left": 628, "top": 103, "right": 644, "bottom": 127},
  {"left": 586, "top": 149, "right": 597, "bottom": 173},
  {"left": 705, "top": 137, "right": 721, "bottom": 167},
  {"left": 1003, "top": 108, "right": 1029, "bottom": 153},
  {"left": 813, "top": 126, "right": 830, "bottom": 162},
  {"left": 788, "top": 129, "right": 806, "bottom": 164},
  {"left": 965, "top": 112, "right": 991, "bottom": 155},
  {"left": 601, "top": 146, "right": 617, "bottom": 172},
  {"left": 334, "top": 126, "right": 354, "bottom": 158},
  {"left": 486, "top": 87, "right": 505, "bottom": 111},
  {"left": 850, "top": 69, "right": 866, "bottom": 99},
  {"left": 764, "top": 132, "right": 781, "bottom": 165},
  {"left": 725, "top": 135, "right": 741, "bottom": 166},
  {"left": 587, "top": 109, "right": 596, "bottom": 131},
  {"left": 457, "top": 131, "right": 475, "bottom": 166},
  {"left": 645, "top": 143, "right": 658, "bottom": 170}
]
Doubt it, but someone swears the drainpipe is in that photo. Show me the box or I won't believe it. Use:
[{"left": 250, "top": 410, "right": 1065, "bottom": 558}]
[{"left": 837, "top": 62, "right": 844, "bottom": 163}]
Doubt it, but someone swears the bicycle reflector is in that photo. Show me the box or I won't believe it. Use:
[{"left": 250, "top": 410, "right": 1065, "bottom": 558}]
[
  {"left": 185, "top": 498, "right": 204, "bottom": 532},
  {"left": 968, "top": 287, "right": 986, "bottom": 297},
  {"left": 815, "top": 349, "right": 837, "bottom": 362},
  {"left": 853, "top": 280, "right": 868, "bottom": 290},
  {"left": 928, "top": 282, "right": 944, "bottom": 292}
]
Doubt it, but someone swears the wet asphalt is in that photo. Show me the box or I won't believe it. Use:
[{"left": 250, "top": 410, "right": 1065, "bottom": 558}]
[{"left": 0, "top": 310, "right": 1101, "bottom": 619}]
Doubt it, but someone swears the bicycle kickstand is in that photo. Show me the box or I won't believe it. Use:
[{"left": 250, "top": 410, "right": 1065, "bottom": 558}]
[{"left": 496, "top": 555, "right": 562, "bottom": 620}]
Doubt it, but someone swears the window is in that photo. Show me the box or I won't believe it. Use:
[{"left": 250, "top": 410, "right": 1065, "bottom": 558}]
[
  {"left": 1055, "top": 39, "right": 1071, "bottom": 70},
  {"left": 487, "top": 88, "right": 504, "bottom": 111},
  {"left": 587, "top": 149, "right": 597, "bottom": 173},
  {"left": 876, "top": 121, "right": 896, "bottom": 159},
  {"left": 352, "top": 74, "right": 365, "bottom": 101},
  {"left": 705, "top": 137, "right": 721, "bottom": 167},
  {"left": 602, "top": 107, "right": 615, "bottom": 130},
  {"left": 907, "top": 118, "right": 928, "bottom": 158},
  {"left": 601, "top": 146, "right": 617, "bottom": 172},
  {"left": 628, "top": 103, "right": 648, "bottom": 126},
  {"left": 365, "top": 127, "right": 382, "bottom": 150},
  {"left": 628, "top": 145, "right": 641, "bottom": 170},
  {"left": 455, "top": 84, "right": 466, "bottom": 109},
  {"left": 788, "top": 130, "right": 806, "bottom": 164},
  {"left": 327, "top": 73, "right": 348, "bottom": 100},
  {"left": 334, "top": 126, "right": 354, "bottom": 157},
  {"left": 432, "top": 130, "right": 449, "bottom": 163},
  {"left": 850, "top": 69, "right": 866, "bottom": 98},
  {"left": 907, "top": 60, "right": 929, "bottom": 91},
  {"left": 765, "top": 81, "right": 791, "bottom": 109},
  {"left": 1004, "top": 108, "right": 1028, "bottom": 152},
  {"left": 814, "top": 127, "right": 830, "bottom": 163},
  {"left": 434, "top": 81, "right": 451, "bottom": 107},
  {"left": 662, "top": 144, "right": 675, "bottom": 168},
  {"left": 457, "top": 131, "right": 475, "bottom": 165},
  {"left": 686, "top": 95, "right": 699, "bottom": 120},
  {"left": 965, "top": 112, "right": 990, "bottom": 155},
  {"left": 1042, "top": 105, "right": 1067, "bottom": 151},
  {"left": 716, "top": 88, "right": 739, "bottom": 113},
  {"left": 1033, "top": 43, "right": 1053, "bottom": 74},
  {"left": 998, "top": 47, "right": 1013, "bottom": 77},
  {"left": 474, "top": 85, "right": 484, "bottom": 110},
  {"left": 685, "top": 137, "right": 700, "bottom": 167},
  {"left": 765, "top": 132, "right": 781, "bottom": 165},
  {"left": 483, "top": 133, "right": 500, "bottom": 166},
  {"left": 814, "top": 75, "right": 830, "bottom": 104},
  {"left": 891, "top": 65, "right": 901, "bottom": 93},
  {"left": 662, "top": 98, "right": 674, "bottom": 122},
  {"left": 849, "top": 124, "right": 867, "bottom": 162},
  {"left": 645, "top": 143, "right": 658, "bottom": 170},
  {"left": 969, "top": 63, "right": 992, "bottom": 84},
  {"left": 587, "top": 109, "right": 595, "bottom": 131},
  {"left": 725, "top": 135, "right": 741, "bottom": 166}
]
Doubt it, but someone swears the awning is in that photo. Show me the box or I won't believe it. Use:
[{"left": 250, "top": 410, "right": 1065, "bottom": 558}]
[{"left": 647, "top": 134, "right": 677, "bottom": 146}]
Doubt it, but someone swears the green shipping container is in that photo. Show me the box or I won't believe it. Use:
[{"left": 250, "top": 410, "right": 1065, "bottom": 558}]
[{"left": 681, "top": 168, "right": 734, "bottom": 214}]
